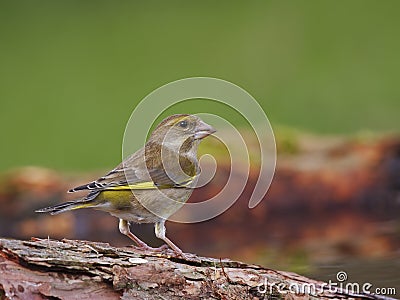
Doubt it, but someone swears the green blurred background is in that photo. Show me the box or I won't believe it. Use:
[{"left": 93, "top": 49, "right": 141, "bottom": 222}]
[{"left": 1, "top": 0, "right": 399, "bottom": 171}]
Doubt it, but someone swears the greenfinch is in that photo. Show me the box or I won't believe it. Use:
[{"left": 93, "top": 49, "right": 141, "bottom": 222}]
[{"left": 36, "top": 114, "right": 216, "bottom": 257}]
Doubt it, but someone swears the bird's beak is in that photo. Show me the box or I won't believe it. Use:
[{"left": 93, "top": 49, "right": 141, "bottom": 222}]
[{"left": 194, "top": 120, "right": 216, "bottom": 140}]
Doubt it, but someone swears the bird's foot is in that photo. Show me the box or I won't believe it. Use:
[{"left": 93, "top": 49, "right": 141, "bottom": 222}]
[
  {"left": 130, "top": 243, "right": 192, "bottom": 260},
  {"left": 131, "top": 243, "right": 169, "bottom": 253}
]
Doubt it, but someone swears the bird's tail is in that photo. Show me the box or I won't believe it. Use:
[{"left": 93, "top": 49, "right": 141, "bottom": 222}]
[{"left": 35, "top": 200, "right": 96, "bottom": 215}]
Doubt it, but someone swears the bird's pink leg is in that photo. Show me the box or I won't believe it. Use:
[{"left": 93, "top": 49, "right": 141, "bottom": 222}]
[{"left": 118, "top": 219, "right": 168, "bottom": 252}]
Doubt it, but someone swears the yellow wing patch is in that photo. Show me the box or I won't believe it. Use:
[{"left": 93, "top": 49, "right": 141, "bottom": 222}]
[
  {"left": 105, "top": 181, "right": 157, "bottom": 190},
  {"left": 104, "top": 176, "right": 196, "bottom": 191}
]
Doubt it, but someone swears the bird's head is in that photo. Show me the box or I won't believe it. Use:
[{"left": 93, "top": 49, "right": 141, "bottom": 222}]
[
  {"left": 145, "top": 114, "right": 215, "bottom": 184},
  {"left": 150, "top": 114, "right": 216, "bottom": 150}
]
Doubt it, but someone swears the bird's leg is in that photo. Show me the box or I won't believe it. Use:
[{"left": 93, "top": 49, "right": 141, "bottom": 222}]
[
  {"left": 155, "top": 220, "right": 186, "bottom": 258},
  {"left": 118, "top": 219, "right": 168, "bottom": 252},
  {"left": 118, "top": 219, "right": 148, "bottom": 248}
]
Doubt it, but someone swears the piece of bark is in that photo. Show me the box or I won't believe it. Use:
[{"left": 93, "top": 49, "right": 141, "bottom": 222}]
[{"left": 0, "top": 238, "right": 395, "bottom": 300}]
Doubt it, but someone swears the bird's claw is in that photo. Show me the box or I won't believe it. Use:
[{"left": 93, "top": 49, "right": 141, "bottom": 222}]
[
  {"left": 131, "top": 243, "right": 169, "bottom": 253},
  {"left": 130, "top": 243, "right": 190, "bottom": 259}
]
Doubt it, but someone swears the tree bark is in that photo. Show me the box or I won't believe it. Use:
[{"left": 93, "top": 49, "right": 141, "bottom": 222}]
[{"left": 0, "top": 238, "right": 394, "bottom": 300}]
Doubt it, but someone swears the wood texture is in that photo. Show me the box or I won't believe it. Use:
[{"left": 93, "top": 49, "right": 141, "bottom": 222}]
[{"left": 0, "top": 238, "right": 395, "bottom": 300}]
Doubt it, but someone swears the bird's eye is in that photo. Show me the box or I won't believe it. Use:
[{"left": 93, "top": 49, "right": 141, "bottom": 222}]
[{"left": 178, "top": 120, "right": 188, "bottom": 128}]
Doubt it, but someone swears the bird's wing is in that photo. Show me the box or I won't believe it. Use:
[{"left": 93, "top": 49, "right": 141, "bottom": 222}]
[
  {"left": 68, "top": 147, "right": 151, "bottom": 192},
  {"left": 68, "top": 146, "right": 195, "bottom": 194}
]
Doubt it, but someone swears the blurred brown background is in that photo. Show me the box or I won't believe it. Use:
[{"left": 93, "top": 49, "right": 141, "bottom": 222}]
[{"left": 1, "top": 134, "right": 399, "bottom": 292}]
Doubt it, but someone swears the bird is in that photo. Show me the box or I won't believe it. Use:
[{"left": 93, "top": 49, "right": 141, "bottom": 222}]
[{"left": 36, "top": 114, "right": 216, "bottom": 257}]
